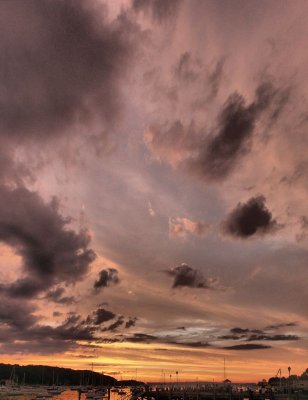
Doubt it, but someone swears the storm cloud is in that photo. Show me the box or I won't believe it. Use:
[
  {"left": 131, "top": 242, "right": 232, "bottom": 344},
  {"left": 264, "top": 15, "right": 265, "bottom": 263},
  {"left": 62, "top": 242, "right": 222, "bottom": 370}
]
[{"left": 222, "top": 196, "right": 278, "bottom": 238}]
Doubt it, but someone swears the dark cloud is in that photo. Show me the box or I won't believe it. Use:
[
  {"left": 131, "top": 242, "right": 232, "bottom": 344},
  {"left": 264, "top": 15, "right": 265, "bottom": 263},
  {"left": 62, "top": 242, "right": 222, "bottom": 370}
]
[
  {"left": 188, "top": 83, "right": 278, "bottom": 180},
  {"left": 0, "top": 301, "right": 93, "bottom": 354},
  {"left": 146, "top": 82, "right": 287, "bottom": 181},
  {"left": 125, "top": 317, "right": 137, "bottom": 329},
  {"left": 0, "top": 294, "right": 137, "bottom": 354},
  {"left": 103, "top": 317, "right": 125, "bottom": 332},
  {"left": 44, "top": 287, "right": 75, "bottom": 305},
  {"left": 0, "top": 186, "right": 95, "bottom": 297},
  {"left": 0, "top": 279, "right": 43, "bottom": 299},
  {"left": 218, "top": 326, "right": 299, "bottom": 343},
  {"left": 37, "top": 313, "right": 95, "bottom": 342},
  {"left": 92, "top": 308, "right": 116, "bottom": 325},
  {"left": 133, "top": 0, "right": 182, "bottom": 23},
  {"left": 265, "top": 322, "right": 298, "bottom": 330},
  {"left": 0, "top": 0, "right": 136, "bottom": 142},
  {"left": 165, "top": 263, "right": 215, "bottom": 289},
  {"left": 94, "top": 268, "right": 120, "bottom": 291},
  {"left": 223, "top": 344, "right": 271, "bottom": 350},
  {"left": 0, "top": 299, "right": 38, "bottom": 330},
  {"left": 97, "top": 338, "right": 121, "bottom": 344},
  {"left": 127, "top": 333, "right": 158, "bottom": 343},
  {"left": 205, "top": 58, "right": 225, "bottom": 104},
  {"left": 53, "top": 311, "right": 63, "bottom": 317},
  {"left": 230, "top": 327, "right": 250, "bottom": 334},
  {"left": 222, "top": 196, "right": 278, "bottom": 238},
  {"left": 247, "top": 334, "right": 299, "bottom": 341},
  {"left": 218, "top": 335, "right": 243, "bottom": 340}
]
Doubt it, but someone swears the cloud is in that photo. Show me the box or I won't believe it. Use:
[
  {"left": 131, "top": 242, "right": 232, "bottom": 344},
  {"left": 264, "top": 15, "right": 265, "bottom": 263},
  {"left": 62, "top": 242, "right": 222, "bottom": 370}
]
[
  {"left": 222, "top": 196, "right": 279, "bottom": 238},
  {"left": 247, "top": 334, "right": 299, "bottom": 341},
  {"left": 103, "top": 317, "right": 125, "bottom": 332},
  {"left": 218, "top": 335, "right": 244, "bottom": 340},
  {"left": 169, "top": 217, "right": 207, "bottom": 238},
  {"left": 94, "top": 268, "right": 120, "bottom": 291},
  {"left": 170, "top": 341, "right": 210, "bottom": 348},
  {"left": 265, "top": 322, "right": 297, "bottom": 330},
  {"left": 145, "top": 82, "right": 288, "bottom": 182},
  {"left": 0, "top": 186, "right": 96, "bottom": 298},
  {"left": 126, "top": 333, "right": 158, "bottom": 343},
  {"left": 174, "top": 52, "right": 203, "bottom": 84},
  {"left": 0, "top": 298, "right": 135, "bottom": 354},
  {"left": 125, "top": 318, "right": 137, "bottom": 329},
  {"left": 0, "top": 301, "right": 93, "bottom": 354},
  {"left": 230, "top": 327, "right": 250, "bottom": 334},
  {"left": 44, "top": 287, "right": 76, "bottom": 305},
  {"left": 219, "top": 326, "right": 299, "bottom": 343},
  {"left": 0, "top": 0, "right": 136, "bottom": 141},
  {"left": 148, "top": 201, "right": 155, "bottom": 217},
  {"left": 97, "top": 338, "right": 121, "bottom": 344},
  {"left": 223, "top": 344, "right": 271, "bottom": 350},
  {"left": 0, "top": 298, "right": 38, "bottom": 330},
  {"left": 92, "top": 308, "right": 116, "bottom": 325},
  {"left": 133, "top": 0, "right": 182, "bottom": 23},
  {"left": 53, "top": 312, "right": 63, "bottom": 317},
  {"left": 165, "top": 263, "right": 217, "bottom": 289}
]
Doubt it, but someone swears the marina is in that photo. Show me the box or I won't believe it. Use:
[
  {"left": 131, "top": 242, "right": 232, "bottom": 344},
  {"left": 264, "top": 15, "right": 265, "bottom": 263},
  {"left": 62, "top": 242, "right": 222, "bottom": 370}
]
[{"left": 1, "top": 382, "right": 308, "bottom": 400}]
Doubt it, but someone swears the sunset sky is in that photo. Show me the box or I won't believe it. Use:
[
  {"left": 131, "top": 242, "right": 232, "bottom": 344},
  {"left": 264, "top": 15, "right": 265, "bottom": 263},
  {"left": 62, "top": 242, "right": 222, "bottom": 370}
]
[{"left": 1, "top": 0, "right": 308, "bottom": 383}]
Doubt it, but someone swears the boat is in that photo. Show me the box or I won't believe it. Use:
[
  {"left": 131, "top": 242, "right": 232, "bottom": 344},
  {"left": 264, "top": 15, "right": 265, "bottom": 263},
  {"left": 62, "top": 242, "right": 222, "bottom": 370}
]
[{"left": 47, "top": 386, "right": 65, "bottom": 395}]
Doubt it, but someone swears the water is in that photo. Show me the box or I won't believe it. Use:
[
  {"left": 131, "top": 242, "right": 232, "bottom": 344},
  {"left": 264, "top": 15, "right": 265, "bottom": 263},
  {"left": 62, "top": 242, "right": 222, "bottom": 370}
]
[{"left": 0, "top": 388, "right": 131, "bottom": 400}]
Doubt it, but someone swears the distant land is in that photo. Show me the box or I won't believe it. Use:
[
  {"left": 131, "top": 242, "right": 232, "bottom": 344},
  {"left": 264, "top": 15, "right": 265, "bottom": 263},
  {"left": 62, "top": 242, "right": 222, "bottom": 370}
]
[{"left": 0, "top": 363, "right": 144, "bottom": 386}]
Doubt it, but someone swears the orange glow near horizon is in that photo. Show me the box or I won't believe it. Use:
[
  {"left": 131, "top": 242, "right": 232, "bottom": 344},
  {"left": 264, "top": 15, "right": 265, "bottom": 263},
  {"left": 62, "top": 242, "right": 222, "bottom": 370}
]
[{"left": 2, "top": 340, "right": 308, "bottom": 383}]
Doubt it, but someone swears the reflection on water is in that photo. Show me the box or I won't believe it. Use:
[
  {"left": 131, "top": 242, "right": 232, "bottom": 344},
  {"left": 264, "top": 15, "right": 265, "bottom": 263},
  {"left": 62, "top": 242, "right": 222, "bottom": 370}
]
[{"left": 0, "top": 389, "right": 131, "bottom": 400}]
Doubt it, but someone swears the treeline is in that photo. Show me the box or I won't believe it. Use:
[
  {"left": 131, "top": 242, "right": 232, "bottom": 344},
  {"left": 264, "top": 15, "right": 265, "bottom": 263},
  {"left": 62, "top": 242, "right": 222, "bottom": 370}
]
[
  {"left": 0, "top": 363, "right": 117, "bottom": 386},
  {"left": 118, "top": 380, "right": 145, "bottom": 387}
]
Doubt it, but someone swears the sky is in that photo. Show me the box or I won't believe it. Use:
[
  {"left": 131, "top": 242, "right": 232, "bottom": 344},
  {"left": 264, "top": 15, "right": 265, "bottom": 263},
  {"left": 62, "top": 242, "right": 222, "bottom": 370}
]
[{"left": 0, "top": 0, "right": 308, "bottom": 383}]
